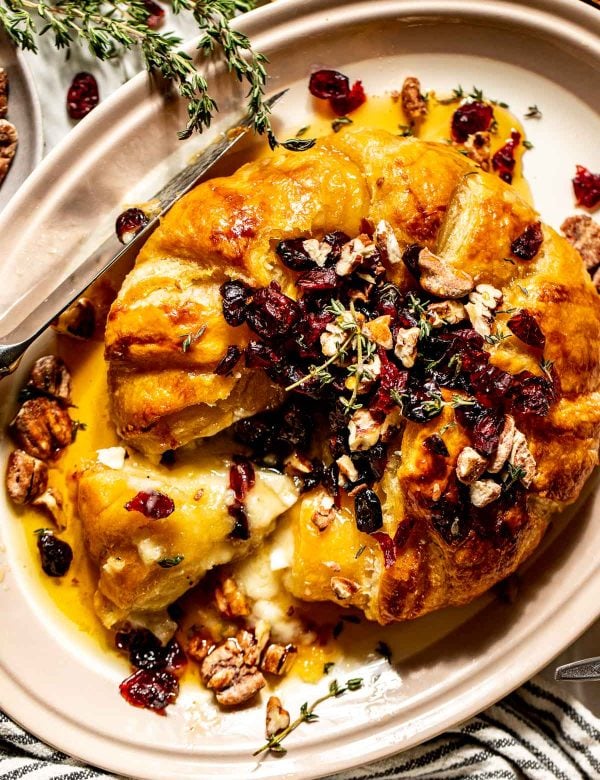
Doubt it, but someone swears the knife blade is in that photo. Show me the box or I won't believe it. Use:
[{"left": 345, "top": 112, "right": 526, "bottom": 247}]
[
  {"left": 555, "top": 657, "right": 600, "bottom": 681},
  {"left": 0, "top": 89, "right": 287, "bottom": 377}
]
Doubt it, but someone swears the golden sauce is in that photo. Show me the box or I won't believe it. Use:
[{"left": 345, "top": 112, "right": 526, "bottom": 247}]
[{"left": 18, "top": 89, "right": 533, "bottom": 681}]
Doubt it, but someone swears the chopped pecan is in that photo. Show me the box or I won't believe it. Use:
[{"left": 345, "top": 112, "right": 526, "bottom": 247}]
[
  {"left": 26, "top": 356, "right": 72, "bottom": 404},
  {"left": 330, "top": 576, "right": 360, "bottom": 600},
  {"left": 463, "top": 131, "right": 491, "bottom": 171},
  {"left": 187, "top": 626, "right": 217, "bottom": 663},
  {"left": 200, "top": 628, "right": 266, "bottom": 706},
  {"left": 509, "top": 429, "right": 536, "bottom": 487},
  {"left": 5, "top": 449, "right": 48, "bottom": 504},
  {"left": 456, "top": 446, "right": 488, "bottom": 484},
  {"left": 261, "top": 643, "right": 297, "bottom": 676},
  {"left": 312, "top": 494, "right": 336, "bottom": 531},
  {"left": 561, "top": 214, "right": 600, "bottom": 273},
  {"left": 348, "top": 409, "right": 387, "bottom": 451},
  {"left": 417, "top": 248, "right": 474, "bottom": 298},
  {"left": 401, "top": 76, "right": 427, "bottom": 123},
  {"left": 470, "top": 479, "right": 501, "bottom": 508},
  {"left": 394, "top": 326, "right": 420, "bottom": 368},
  {"left": 465, "top": 284, "right": 502, "bottom": 338},
  {"left": 487, "top": 415, "right": 515, "bottom": 473},
  {"left": 302, "top": 238, "right": 329, "bottom": 267},
  {"left": 0, "top": 118, "right": 17, "bottom": 183},
  {"left": 266, "top": 695, "right": 290, "bottom": 739},
  {"left": 10, "top": 397, "right": 73, "bottom": 461},
  {"left": 32, "top": 487, "right": 63, "bottom": 524},
  {"left": 214, "top": 576, "right": 250, "bottom": 619},
  {"left": 53, "top": 298, "right": 96, "bottom": 340},
  {"left": 0, "top": 68, "right": 8, "bottom": 119},
  {"left": 374, "top": 220, "right": 402, "bottom": 265},
  {"left": 336, "top": 454, "right": 359, "bottom": 484},
  {"left": 335, "top": 235, "right": 376, "bottom": 276},
  {"left": 426, "top": 300, "right": 466, "bottom": 328}
]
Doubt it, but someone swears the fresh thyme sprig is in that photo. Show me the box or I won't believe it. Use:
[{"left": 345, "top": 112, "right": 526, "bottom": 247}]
[
  {"left": 253, "top": 677, "right": 364, "bottom": 757},
  {"left": 0, "top": 0, "right": 287, "bottom": 145}
]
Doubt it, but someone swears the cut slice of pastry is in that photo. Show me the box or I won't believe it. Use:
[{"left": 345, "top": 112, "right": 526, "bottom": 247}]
[{"left": 76, "top": 449, "right": 299, "bottom": 633}]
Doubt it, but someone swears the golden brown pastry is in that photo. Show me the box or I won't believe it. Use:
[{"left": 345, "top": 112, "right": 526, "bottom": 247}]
[{"left": 92, "top": 127, "right": 600, "bottom": 627}]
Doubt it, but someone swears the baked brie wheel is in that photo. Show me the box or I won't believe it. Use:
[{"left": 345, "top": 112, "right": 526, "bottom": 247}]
[{"left": 78, "top": 127, "right": 600, "bottom": 628}]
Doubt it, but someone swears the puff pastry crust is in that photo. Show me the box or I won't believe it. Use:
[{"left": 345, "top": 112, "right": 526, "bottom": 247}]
[{"left": 94, "top": 127, "right": 600, "bottom": 625}]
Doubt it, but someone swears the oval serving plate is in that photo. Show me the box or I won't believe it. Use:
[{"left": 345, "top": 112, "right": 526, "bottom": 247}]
[{"left": 0, "top": 1, "right": 599, "bottom": 778}]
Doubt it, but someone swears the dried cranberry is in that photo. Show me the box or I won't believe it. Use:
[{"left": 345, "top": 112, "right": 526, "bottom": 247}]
[
  {"left": 228, "top": 502, "right": 250, "bottom": 540},
  {"left": 323, "top": 462, "right": 340, "bottom": 498},
  {"left": 439, "top": 328, "right": 485, "bottom": 355},
  {"left": 276, "top": 238, "right": 315, "bottom": 271},
  {"left": 295, "top": 311, "right": 334, "bottom": 358},
  {"left": 472, "top": 410, "right": 504, "bottom": 455},
  {"left": 233, "top": 413, "right": 277, "bottom": 455},
  {"left": 295, "top": 267, "right": 338, "bottom": 292},
  {"left": 142, "top": 0, "right": 165, "bottom": 29},
  {"left": 230, "top": 456, "right": 255, "bottom": 501},
  {"left": 330, "top": 80, "right": 366, "bottom": 116},
  {"left": 354, "top": 488, "right": 383, "bottom": 533},
  {"left": 67, "top": 72, "right": 99, "bottom": 120},
  {"left": 423, "top": 433, "right": 449, "bottom": 457},
  {"left": 470, "top": 364, "right": 512, "bottom": 405},
  {"left": 508, "top": 372, "right": 553, "bottom": 417},
  {"left": 119, "top": 668, "right": 178, "bottom": 714},
  {"left": 401, "top": 380, "right": 444, "bottom": 423},
  {"left": 215, "top": 345, "right": 242, "bottom": 375},
  {"left": 402, "top": 244, "right": 422, "bottom": 276},
  {"left": 308, "top": 69, "right": 350, "bottom": 100},
  {"left": 492, "top": 130, "right": 521, "bottom": 184},
  {"left": 300, "top": 460, "right": 324, "bottom": 493},
  {"left": 163, "top": 638, "right": 188, "bottom": 674},
  {"left": 451, "top": 101, "right": 494, "bottom": 143},
  {"left": 246, "top": 282, "right": 300, "bottom": 339},
  {"left": 323, "top": 231, "right": 351, "bottom": 262},
  {"left": 507, "top": 309, "right": 545, "bottom": 348},
  {"left": 36, "top": 532, "right": 72, "bottom": 577},
  {"left": 220, "top": 280, "right": 252, "bottom": 327},
  {"left": 510, "top": 222, "right": 543, "bottom": 260},
  {"left": 244, "top": 340, "right": 280, "bottom": 368},
  {"left": 281, "top": 401, "right": 313, "bottom": 451},
  {"left": 454, "top": 399, "right": 486, "bottom": 429},
  {"left": 125, "top": 490, "right": 175, "bottom": 519},
  {"left": 358, "top": 442, "right": 388, "bottom": 481},
  {"left": 572, "top": 165, "right": 600, "bottom": 209},
  {"left": 430, "top": 494, "right": 470, "bottom": 544},
  {"left": 374, "top": 282, "right": 403, "bottom": 319},
  {"left": 115, "top": 208, "right": 149, "bottom": 245},
  {"left": 371, "top": 532, "right": 396, "bottom": 568},
  {"left": 460, "top": 349, "right": 490, "bottom": 374},
  {"left": 117, "top": 628, "right": 164, "bottom": 670}
]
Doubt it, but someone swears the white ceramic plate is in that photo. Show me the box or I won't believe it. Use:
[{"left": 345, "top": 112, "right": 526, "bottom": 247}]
[
  {"left": 0, "top": 30, "right": 43, "bottom": 214},
  {"left": 1, "top": 1, "right": 599, "bottom": 778}
]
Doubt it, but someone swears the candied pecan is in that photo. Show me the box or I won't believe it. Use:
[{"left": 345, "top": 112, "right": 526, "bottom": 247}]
[
  {"left": 10, "top": 397, "right": 73, "bottom": 460},
  {"left": 0, "top": 118, "right": 18, "bottom": 183},
  {"left": 0, "top": 68, "right": 8, "bottom": 119},
  {"left": 401, "top": 76, "right": 427, "bottom": 123},
  {"left": 200, "top": 628, "right": 267, "bottom": 706},
  {"left": 261, "top": 643, "right": 297, "bottom": 676},
  {"left": 561, "top": 214, "right": 600, "bottom": 273},
  {"left": 5, "top": 449, "right": 48, "bottom": 504},
  {"left": 266, "top": 695, "right": 290, "bottom": 738},
  {"left": 26, "top": 356, "right": 72, "bottom": 404},
  {"left": 187, "top": 626, "right": 217, "bottom": 663}
]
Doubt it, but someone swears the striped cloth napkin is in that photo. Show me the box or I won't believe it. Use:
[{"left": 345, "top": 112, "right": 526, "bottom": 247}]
[{"left": 1, "top": 676, "right": 599, "bottom": 779}]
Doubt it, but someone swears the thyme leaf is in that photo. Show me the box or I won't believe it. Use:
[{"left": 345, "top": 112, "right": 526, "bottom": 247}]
[
  {"left": 525, "top": 104, "right": 542, "bottom": 119},
  {"left": 181, "top": 324, "right": 207, "bottom": 352},
  {"left": 157, "top": 555, "right": 184, "bottom": 568}
]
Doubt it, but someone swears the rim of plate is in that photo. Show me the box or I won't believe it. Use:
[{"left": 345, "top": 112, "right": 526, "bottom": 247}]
[{"left": 0, "top": 1, "right": 599, "bottom": 778}]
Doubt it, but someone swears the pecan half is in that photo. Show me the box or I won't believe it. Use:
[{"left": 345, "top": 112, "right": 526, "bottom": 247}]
[
  {"left": 10, "top": 397, "right": 73, "bottom": 460},
  {"left": 561, "top": 214, "right": 600, "bottom": 274},
  {"left": 200, "top": 626, "right": 268, "bottom": 707},
  {"left": 5, "top": 449, "right": 48, "bottom": 504}
]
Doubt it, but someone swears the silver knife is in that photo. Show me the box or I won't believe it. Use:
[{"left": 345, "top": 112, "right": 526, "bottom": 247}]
[
  {"left": 0, "top": 89, "right": 287, "bottom": 378},
  {"left": 555, "top": 657, "right": 600, "bottom": 681}
]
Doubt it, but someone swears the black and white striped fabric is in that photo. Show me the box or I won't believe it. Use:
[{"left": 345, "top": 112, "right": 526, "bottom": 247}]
[{"left": 1, "top": 676, "right": 598, "bottom": 779}]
